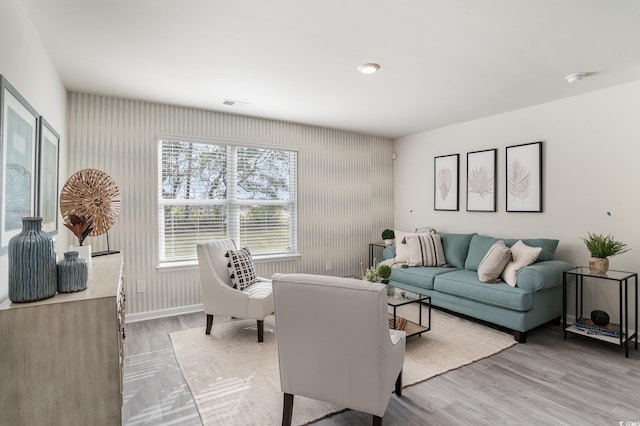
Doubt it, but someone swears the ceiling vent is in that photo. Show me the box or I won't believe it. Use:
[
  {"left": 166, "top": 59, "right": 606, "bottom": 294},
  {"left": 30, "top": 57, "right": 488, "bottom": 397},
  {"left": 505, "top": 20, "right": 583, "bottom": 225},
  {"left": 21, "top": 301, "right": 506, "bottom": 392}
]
[{"left": 222, "top": 99, "right": 250, "bottom": 107}]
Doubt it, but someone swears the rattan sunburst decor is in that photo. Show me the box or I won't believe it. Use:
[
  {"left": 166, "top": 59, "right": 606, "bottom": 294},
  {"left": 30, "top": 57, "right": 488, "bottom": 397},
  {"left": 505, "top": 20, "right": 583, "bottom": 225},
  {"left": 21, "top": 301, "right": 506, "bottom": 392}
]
[{"left": 60, "top": 169, "right": 121, "bottom": 236}]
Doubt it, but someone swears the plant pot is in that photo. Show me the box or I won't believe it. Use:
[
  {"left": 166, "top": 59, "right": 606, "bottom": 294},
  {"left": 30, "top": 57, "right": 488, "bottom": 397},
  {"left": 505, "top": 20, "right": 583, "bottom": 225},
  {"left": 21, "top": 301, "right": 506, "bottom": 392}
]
[
  {"left": 69, "top": 244, "right": 92, "bottom": 263},
  {"left": 589, "top": 257, "right": 609, "bottom": 274},
  {"left": 384, "top": 239, "right": 395, "bottom": 246}
]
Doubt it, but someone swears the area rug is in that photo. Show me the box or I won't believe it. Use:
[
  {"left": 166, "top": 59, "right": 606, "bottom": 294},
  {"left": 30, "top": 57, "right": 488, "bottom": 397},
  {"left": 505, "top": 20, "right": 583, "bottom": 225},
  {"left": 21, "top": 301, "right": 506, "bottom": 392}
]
[{"left": 170, "top": 307, "right": 516, "bottom": 425}]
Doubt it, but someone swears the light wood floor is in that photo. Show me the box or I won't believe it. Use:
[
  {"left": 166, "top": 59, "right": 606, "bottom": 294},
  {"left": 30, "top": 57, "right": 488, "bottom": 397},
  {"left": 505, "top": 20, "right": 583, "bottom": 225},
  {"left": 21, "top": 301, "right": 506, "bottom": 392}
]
[{"left": 123, "top": 312, "right": 640, "bottom": 425}]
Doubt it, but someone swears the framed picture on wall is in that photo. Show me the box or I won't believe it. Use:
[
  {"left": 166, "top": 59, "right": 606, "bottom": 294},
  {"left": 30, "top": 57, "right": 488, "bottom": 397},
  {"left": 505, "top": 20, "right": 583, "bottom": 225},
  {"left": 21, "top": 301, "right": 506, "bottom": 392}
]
[
  {"left": 0, "top": 76, "right": 40, "bottom": 253},
  {"left": 434, "top": 153, "right": 459, "bottom": 211},
  {"left": 467, "top": 148, "right": 497, "bottom": 212},
  {"left": 38, "top": 117, "right": 60, "bottom": 234},
  {"left": 506, "top": 141, "right": 543, "bottom": 212}
]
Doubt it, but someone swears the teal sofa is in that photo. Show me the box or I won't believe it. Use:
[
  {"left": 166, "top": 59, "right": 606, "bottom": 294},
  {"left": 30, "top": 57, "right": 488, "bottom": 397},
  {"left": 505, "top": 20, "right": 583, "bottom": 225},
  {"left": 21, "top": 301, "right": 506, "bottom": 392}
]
[{"left": 383, "top": 233, "right": 572, "bottom": 342}]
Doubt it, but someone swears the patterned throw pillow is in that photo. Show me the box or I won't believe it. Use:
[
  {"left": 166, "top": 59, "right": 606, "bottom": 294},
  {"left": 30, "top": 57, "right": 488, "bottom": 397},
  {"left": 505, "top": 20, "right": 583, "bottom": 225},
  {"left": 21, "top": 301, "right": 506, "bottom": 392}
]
[
  {"left": 225, "top": 247, "right": 257, "bottom": 290},
  {"left": 406, "top": 234, "right": 447, "bottom": 267}
]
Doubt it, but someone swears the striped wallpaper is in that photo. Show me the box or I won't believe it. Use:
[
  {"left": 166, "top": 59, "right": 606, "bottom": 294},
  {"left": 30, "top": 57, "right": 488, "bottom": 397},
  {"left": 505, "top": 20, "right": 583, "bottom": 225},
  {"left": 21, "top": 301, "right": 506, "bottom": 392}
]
[{"left": 68, "top": 93, "right": 394, "bottom": 316}]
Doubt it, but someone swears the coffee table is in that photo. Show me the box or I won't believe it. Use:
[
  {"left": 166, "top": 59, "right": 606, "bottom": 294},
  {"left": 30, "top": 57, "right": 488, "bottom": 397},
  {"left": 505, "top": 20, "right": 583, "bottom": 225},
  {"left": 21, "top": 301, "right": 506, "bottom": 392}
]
[{"left": 387, "top": 285, "right": 431, "bottom": 337}]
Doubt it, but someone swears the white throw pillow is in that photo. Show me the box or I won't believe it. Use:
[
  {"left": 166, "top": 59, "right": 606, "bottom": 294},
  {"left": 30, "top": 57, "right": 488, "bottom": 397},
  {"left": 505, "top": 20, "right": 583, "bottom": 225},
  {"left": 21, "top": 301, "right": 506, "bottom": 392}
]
[
  {"left": 501, "top": 240, "right": 542, "bottom": 287},
  {"left": 477, "top": 240, "right": 512, "bottom": 283},
  {"left": 394, "top": 229, "right": 434, "bottom": 263},
  {"left": 225, "top": 247, "right": 257, "bottom": 290},
  {"left": 407, "top": 234, "right": 447, "bottom": 267}
]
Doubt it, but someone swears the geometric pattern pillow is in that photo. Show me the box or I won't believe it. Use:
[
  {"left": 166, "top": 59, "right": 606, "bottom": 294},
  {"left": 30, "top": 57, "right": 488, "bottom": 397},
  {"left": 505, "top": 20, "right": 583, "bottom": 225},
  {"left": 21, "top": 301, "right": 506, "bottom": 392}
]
[
  {"left": 406, "top": 234, "right": 447, "bottom": 267},
  {"left": 225, "top": 247, "right": 257, "bottom": 290}
]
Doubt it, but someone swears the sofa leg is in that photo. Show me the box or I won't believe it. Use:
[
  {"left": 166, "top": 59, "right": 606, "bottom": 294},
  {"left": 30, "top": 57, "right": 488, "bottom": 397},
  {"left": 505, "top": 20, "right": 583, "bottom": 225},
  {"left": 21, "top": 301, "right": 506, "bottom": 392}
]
[
  {"left": 282, "top": 393, "right": 294, "bottom": 426},
  {"left": 373, "top": 415, "right": 383, "bottom": 426},
  {"left": 206, "top": 314, "right": 213, "bottom": 335},
  {"left": 513, "top": 330, "right": 528, "bottom": 343},
  {"left": 257, "top": 319, "right": 264, "bottom": 342},
  {"left": 395, "top": 370, "right": 402, "bottom": 397}
]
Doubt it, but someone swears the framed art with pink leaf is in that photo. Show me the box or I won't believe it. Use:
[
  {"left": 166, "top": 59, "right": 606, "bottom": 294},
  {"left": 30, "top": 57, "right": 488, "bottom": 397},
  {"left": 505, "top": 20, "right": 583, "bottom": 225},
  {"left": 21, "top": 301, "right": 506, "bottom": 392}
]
[
  {"left": 506, "top": 141, "right": 542, "bottom": 212},
  {"left": 434, "top": 153, "right": 459, "bottom": 211},
  {"left": 467, "top": 148, "right": 496, "bottom": 212}
]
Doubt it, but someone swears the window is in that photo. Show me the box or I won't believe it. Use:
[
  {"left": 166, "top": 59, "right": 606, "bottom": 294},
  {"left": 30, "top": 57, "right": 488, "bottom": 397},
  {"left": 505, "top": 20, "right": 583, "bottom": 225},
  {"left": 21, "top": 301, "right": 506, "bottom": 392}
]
[{"left": 158, "top": 137, "right": 297, "bottom": 263}]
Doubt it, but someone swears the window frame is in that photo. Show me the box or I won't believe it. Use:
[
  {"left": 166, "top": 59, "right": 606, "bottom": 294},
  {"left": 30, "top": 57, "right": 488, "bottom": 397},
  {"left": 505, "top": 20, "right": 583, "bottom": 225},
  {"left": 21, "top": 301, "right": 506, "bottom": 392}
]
[{"left": 157, "top": 135, "right": 298, "bottom": 266}]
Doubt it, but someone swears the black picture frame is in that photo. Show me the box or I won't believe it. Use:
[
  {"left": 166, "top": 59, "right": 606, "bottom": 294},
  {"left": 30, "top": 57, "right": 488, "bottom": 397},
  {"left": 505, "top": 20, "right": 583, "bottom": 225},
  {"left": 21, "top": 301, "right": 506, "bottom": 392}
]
[
  {"left": 38, "top": 117, "right": 60, "bottom": 235},
  {"left": 434, "top": 153, "right": 459, "bottom": 211},
  {"left": 506, "top": 141, "right": 543, "bottom": 212},
  {"left": 467, "top": 148, "right": 497, "bottom": 212},
  {"left": 0, "top": 75, "right": 40, "bottom": 254}
]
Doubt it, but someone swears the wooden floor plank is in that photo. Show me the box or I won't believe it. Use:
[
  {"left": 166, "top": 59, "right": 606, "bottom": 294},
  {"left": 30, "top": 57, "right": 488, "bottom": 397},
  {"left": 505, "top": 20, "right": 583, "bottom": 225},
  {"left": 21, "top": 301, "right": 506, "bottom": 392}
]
[{"left": 122, "top": 312, "right": 640, "bottom": 425}]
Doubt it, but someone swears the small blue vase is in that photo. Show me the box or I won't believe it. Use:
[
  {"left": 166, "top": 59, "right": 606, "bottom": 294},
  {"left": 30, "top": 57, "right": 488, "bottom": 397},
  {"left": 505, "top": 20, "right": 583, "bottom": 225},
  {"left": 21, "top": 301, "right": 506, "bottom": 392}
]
[
  {"left": 57, "top": 251, "right": 88, "bottom": 293},
  {"left": 8, "top": 217, "right": 57, "bottom": 302}
]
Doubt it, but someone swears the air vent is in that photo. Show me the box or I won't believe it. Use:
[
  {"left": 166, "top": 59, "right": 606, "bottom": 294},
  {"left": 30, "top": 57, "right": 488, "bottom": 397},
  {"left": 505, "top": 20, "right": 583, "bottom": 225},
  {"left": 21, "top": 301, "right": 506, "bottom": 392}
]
[{"left": 222, "top": 99, "right": 250, "bottom": 107}]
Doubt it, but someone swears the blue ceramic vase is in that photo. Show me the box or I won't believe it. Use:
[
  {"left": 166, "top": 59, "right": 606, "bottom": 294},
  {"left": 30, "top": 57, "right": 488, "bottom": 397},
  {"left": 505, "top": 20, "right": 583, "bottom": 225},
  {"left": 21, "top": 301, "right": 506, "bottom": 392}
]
[
  {"left": 57, "top": 251, "right": 88, "bottom": 293},
  {"left": 8, "top": 217, "right": 57, "bottom": 302}
]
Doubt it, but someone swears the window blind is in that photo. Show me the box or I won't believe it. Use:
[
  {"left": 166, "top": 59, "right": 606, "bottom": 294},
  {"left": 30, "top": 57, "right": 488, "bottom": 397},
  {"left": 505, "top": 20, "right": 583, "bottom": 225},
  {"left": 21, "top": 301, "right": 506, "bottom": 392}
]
[{"left": 158, "top": 138, "right": 297, "bottom": 262}]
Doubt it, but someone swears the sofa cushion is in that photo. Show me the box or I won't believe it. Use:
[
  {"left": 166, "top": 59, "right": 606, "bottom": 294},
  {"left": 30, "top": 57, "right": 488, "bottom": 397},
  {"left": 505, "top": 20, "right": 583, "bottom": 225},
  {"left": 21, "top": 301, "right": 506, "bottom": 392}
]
[
  {"left": 407, "top": 234, "right": 446, "bottom": 267},
  {"left": 438, "top": 233, "right": 476, "bottom": 269},
  {"left": 477, "top": 240, "right": 512, "bottom": 283},
  {"left": 464, "top": 234, "right": 499, "bottom": 271},
  {"left": 390, "top": 266, "right": 457, "bottom": 291},
  {"left": 433, "top": 270, "right": 533, "bottom": 312},
  {"left": 503, "top": 238, "right": 559, "bottom": 262},
  {"left": 466, "top": 235, "right": 560, "bottom": 270},
  {"left": 501, "top": 241, "right": 542, "bottom": 287}
]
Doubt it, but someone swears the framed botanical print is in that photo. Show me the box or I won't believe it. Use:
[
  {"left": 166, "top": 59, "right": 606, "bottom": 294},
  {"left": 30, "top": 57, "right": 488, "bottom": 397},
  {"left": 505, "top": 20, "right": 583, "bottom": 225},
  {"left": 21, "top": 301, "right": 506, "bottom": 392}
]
[
  {"left": 506, "top": 141, "right": 543, "bottom": 212},
  {"left": 38, "top": 117, "right": 60, "bottom": 234},
  {"left": 434, "top": 153, "right": 459, "bottom": 211},
  {"left": 467, "top": 148, "right": 497, "bottom": 212},
  {"left": 0, "top": 76, "right": 40, "bottom": 252}
]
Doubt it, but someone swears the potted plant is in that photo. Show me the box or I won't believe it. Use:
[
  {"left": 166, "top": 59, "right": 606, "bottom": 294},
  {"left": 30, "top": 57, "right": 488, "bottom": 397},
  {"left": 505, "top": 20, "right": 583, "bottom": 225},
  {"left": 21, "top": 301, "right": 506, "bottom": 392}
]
[
  {"left": 65, "top": 214, "right": 94, "bottom": 262},
  {"left": 580, "top": 232, "right": 629, "bottom": 273},
  {"left": 377, "top": 264, "right": 392, "bottom": 284},
  {"left": 381, "top": 228, "right": 395, "bottom": 246}
]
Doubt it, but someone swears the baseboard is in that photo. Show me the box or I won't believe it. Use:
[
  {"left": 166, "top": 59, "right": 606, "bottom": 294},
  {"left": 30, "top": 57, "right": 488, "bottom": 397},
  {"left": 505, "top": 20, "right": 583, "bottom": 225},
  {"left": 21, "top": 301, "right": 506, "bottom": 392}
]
[{"left": 126, "top": 304, "right": 204, "bottom": 323}]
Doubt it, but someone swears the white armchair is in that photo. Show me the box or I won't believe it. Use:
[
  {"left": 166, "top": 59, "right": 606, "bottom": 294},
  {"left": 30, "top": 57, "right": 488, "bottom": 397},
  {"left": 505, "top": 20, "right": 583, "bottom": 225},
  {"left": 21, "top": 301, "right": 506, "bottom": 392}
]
[
  {"left": 196, "top": 239, "right": 274, "bottom": 342},
  {"left": 271, "top": 273, "right": 406, "bottom": 426}
]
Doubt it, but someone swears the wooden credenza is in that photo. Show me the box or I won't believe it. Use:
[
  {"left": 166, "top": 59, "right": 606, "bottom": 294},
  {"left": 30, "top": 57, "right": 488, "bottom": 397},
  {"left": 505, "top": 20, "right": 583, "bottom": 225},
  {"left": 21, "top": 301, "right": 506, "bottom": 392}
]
[{"left": 0, "top": 254, "right": 125, "bottom": 425}]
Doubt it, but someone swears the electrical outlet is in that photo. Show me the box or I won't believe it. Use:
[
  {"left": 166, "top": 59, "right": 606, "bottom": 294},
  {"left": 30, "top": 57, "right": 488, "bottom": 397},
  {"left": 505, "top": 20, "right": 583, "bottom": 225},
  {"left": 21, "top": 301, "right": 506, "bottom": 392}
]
[
  {"left": 136, "top": 280, "right": 146, "bottom": 293},
  {"left": 325, "top": 260, "right": 333, "bottom": 271}
]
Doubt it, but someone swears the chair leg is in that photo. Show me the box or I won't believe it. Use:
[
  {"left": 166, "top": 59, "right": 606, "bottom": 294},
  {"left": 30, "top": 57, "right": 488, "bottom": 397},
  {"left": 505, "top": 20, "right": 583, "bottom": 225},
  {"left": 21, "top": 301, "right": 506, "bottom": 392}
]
[
  {"left": 282, "top": 393, "right": 294, "bottom": 426},
  {"left": 206, "top": 314, "right": 213, "bottom": 335},
  {"left": 373, "top": 415, "right": 383, "bottom": 426},
  {"left": 395, "top": 370, "right": 403, "bottom": 397},
  {"left": 257, "top": 319, "right": 264, "bottom": 342}
]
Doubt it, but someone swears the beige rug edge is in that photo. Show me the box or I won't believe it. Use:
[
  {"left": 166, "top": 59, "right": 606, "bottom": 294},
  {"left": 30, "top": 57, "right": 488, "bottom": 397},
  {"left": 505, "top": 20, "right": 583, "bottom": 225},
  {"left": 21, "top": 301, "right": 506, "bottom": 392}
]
[{"left": 170, "top": 309, "right": 516, "bottom": 426}]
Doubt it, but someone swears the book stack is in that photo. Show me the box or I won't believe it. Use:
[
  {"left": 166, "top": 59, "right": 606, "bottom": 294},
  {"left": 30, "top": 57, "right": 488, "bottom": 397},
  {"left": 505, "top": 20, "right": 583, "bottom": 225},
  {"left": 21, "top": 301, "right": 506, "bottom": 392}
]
[{"left": 575, "top": 317, "right": 622, "bottom": 338}]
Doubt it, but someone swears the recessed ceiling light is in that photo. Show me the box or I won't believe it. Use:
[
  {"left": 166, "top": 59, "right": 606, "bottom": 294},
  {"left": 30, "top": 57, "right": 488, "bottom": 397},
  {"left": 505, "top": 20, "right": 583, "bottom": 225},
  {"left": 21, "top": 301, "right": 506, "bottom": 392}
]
[
  {"left": 358, "top": 63, "right": 380, "bottom": 74},
  {"left": 565, "top": 73, "right": 587, "bottom": 83}
]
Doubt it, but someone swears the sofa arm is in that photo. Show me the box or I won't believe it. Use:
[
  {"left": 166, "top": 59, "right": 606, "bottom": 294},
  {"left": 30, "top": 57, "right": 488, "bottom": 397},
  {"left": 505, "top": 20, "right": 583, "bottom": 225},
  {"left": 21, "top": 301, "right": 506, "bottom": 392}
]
[
  {"left": 516, "top": 260, "right": 573, "bottom": 292},
  {"left": 383, "top": 246, "right": 396, "bottom": 260}
]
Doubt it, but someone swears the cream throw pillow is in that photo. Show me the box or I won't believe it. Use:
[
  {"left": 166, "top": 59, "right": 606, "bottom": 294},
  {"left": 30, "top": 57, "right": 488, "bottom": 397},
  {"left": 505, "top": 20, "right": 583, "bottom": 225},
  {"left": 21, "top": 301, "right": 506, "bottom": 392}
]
[
  {"left": 501, "top": 240, "right": 542, "bottom": 287},
  {"left": 394, "top": 229, "right": 434, "bottom": 263},
  {"left": 407, "top": 234, "right": 446, "bottom": 267},
  {"left": 477, "top": 240, "right": 512, "bottom": 283}
]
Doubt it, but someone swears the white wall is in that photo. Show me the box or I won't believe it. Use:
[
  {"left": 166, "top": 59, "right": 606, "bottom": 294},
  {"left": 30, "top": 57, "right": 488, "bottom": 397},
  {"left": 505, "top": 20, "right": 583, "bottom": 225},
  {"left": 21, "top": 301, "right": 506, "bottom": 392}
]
[
  {"left": 0, "top": 0, "right": 68, "bottom": 301},
  {"left": 68, "top": 93, "right": 393, "bottom": 317},
  {"left": 394, "top": 80, "right": 640, "bottom": 323}
]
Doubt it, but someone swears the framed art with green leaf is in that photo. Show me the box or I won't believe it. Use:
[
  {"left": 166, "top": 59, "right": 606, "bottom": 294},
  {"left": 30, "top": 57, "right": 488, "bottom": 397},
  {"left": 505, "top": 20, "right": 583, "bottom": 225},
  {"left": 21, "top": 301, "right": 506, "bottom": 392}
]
[
  {"left": 0, "top": 75, "right": 40, "bottom": 253},
  {"left": 506, "top": 141, "right": 542, "bottom": 213},
  {"left": 467, "top": 148, "right": 496, "bottom": 212}
]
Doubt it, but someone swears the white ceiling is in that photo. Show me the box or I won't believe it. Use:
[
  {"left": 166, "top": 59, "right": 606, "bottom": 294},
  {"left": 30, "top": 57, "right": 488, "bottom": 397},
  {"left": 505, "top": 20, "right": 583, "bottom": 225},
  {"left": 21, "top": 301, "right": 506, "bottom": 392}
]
[{"left": 19, "top": 0, "right": 640, "bottom": 139}]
